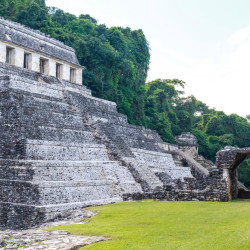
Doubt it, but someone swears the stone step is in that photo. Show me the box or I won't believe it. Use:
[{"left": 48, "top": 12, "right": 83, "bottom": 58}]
[
  {"left": 97, "top": 123, "right": 135, "bottom": 158},
  {"left": 7, "top": 75, "right": 65, "bottom": 99},
  {"left": 0, "top": 197, "right": 121, "bottom": 218},
  {"left": 28, "top": 126, "right": 96, "bottom": 144},
  {"left": 24, "top": 140, "right": 110, "bottom": 161},
  {"left": 0, "top": 141, "right": 110, "bottom": 161},
  {"left": 0, "top": 62, "right": 39, "bottom": 81},
  {"left": 0, "top": 91, "right": 72, "bottom": 113},
  {"left": 0, "top": 159, "right": 142, "bottom": 195},
  {"left": 178, "top": 150, "right": 209, "bottom": 176},
  {"left": 0, "top": 159, "right": 121, "bottom": 168},
  {"left": 0, "top": 175, "right": 140, "bottom": 206},
  {"left": 88, "top": 111, "right": 128, "bottom": 125},
  {"left": 174, "top": 160, "right": 184, "bottom": 167},
  {"left": 0, "top": 179, "right": 140, "bottom": 191},
  {"left": 28, "top": 160, "right": 142, "bottom": 193},
  {"left": 0, "top": 125, "right": 97, "bottom": 146},
  {"left": 0, "top": 179, "right": 118, "bottom": 186},
  {"left": 0, "top": 94, "right": 128, "bottom": 125},
  {"left": 131, "top": 148, "right": 177, "bottom": 167},
  {"left": 0, "top": 198, "right": 121, "bottom": 229},
  {"left": 0, "top": 179, "right": 120, "bottom": 205},
  {"left": 68, "top": 91, "right": 118, "bottom": 114},
  {"left": 0, "top": 160, "right": 121, "bottom": 181},
  {"left": 130, "top": 148, "right": 194, "bottom": 181},
  {"left": 63, "top": 80, "right": 92, "bottom": 96},
  {"left": 3, "top": 106, "right": 86, "bottom": 128},
  {"left": 124, "top": 158, "right": 164, "bottom": 192}
]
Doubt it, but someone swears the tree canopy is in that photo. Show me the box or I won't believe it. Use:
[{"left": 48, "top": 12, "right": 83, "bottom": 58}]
[{"left": 0, "top": 0, "right": 149, "bottom": 125}]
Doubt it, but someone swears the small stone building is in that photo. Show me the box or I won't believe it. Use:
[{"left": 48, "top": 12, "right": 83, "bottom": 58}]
[
  {"left": 176, "top": 132, "right": 198, "bottom": 158},
  {"left": 0, "top": 17, "right": 83, "bottom": 84}
]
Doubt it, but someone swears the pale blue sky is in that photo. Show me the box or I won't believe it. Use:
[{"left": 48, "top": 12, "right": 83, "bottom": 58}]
[{"left": 46, "top": 0, "right": 250, "bottom": 117}]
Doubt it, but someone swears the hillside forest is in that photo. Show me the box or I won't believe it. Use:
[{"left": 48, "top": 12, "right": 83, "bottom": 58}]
[{"left": 0, "top": 0, "right": 249, "bottom": 188}]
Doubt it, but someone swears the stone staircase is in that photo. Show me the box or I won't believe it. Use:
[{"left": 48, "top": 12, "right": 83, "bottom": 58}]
[
  {"left": 172, "top": 153, "right": 185, "bottom": 167},
  {"left": 97, "top": 122, "right": 135, "bottom": 159},
  {"left": 0, "top": 70, "right": 142, "bottom": 229},
  {"left": 124, "top": 160, "right": 164, "bottom": 192},
  {"left": 0, "top": 64, "right": 208, "bottom": 229},
  {"left": 238, "top": 181, "right": 249, "bottom": 191},
  {"left": 177, "top": 150, "right": 209, "bottom": 176}
]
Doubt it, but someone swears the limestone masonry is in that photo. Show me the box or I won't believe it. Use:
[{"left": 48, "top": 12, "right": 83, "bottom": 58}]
[
  {"left": 0, "top": 17, "right": 83, "bottom": 84},
  {"left": 0, "top": 18, "right": 249, "bottom": 230}
]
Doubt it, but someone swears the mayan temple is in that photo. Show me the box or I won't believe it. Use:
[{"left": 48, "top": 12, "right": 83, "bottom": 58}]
[{"left": 0, "top": 17, "right": 249, "bottom": 230}]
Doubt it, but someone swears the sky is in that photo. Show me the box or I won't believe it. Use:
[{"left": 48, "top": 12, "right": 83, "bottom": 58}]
[{"left": 46, "top": 0, "right": 250, "bottom": 117}]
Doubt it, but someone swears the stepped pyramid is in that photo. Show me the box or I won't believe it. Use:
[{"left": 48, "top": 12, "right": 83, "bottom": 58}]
[
  {"left": 0, "top": 62, "right": 196, "bottom": 229},
  {"left": 0, "top": 17, "right": 224, "bottom": 230}
]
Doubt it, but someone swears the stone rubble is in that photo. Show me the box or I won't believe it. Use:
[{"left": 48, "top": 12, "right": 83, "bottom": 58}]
[{"left": 0, "top": 209, "right": 108, "bottom": 250}]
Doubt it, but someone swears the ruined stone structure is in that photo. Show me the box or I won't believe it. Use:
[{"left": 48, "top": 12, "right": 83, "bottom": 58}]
[
  {"left": 0, "top": 17, "right": 83, "bottom": 84},
  {"left": 176, "top": 132, "right": 214, "bottom": 168},
  {"left": 216, "top": 147, "right": 250, "bottom": 200},
  {"left": 176, "top": 132, "right": 199, "bottom": 158},
  {"left": 0, "top": 18, "right": 248, "bottom": 230}
]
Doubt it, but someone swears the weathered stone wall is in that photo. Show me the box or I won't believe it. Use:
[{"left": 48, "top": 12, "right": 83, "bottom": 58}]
[{"left": 216, "top": 146, "right": 250, "bottom": 200}]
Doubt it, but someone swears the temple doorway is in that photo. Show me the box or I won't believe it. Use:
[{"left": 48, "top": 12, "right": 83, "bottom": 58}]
[{"left": 238, "top": 156, "right": 250, "bottom": 199}]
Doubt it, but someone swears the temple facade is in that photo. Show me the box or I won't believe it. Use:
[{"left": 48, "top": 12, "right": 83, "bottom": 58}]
[{"left": 0, "top": 17, "right": 83, "bottom": 84}]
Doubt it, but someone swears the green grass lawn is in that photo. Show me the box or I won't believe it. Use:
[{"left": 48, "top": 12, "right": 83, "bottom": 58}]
[{"left": 50, "top": 200, "right": 250, "bottom": 249}]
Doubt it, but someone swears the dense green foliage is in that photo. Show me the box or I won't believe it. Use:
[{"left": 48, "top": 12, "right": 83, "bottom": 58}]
[
  {"left": 0, "top": 0, "right": 149, "bottom": 125},
  {"left": 0, "top": 0, "right": 249, "bottom": 186},
  {"left": 144, "top": 79, "right": 185, "bottom": 143},
  {"left": 145, "top": 79, "right": 250, "bottom": 158},
  {"left": 50, "top": 200, "right": 250, "bottom": 249},
  {"left": 239, "top": 157, "right": 250, "bottom": 188}
]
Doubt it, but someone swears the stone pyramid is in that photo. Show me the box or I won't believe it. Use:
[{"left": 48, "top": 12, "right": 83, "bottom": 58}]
[{"left": 0, "top": 62, "right": 197, "bottom": 229}]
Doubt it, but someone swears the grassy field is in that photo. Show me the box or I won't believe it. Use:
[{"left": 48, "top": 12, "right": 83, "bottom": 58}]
[{"left": 50, "top": 200, "right": 250, "bottom": 249}]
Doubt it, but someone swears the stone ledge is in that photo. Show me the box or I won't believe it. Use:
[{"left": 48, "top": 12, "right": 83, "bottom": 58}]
[
  {"left": 0, "top": 17, "right": 75, "bottom": 52},
  {"left": 0, "top": 179, "right": 121, "bottom": 187},
  {"left": 131, "top": 147, "right": 172, "bottom": 156},
  {"left": 26, "top": 140, "right": 106, "bottom": 148},
  {"left": 0, "top": 159, "right": 121, "bottom": 167},
  {"left": 0, "top": 198, "right": 122, "bottom": 212}
]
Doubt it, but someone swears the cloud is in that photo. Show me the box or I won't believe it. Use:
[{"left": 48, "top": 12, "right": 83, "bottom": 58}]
[
  {"left": 191, "top": 30, "right": 250, "bottom": 117},
  {"left": 149, "top": 27, "right": 250, "bottom": 117},
  {"left": 228, "top": 26, "right": 250, "bottom": 46}
]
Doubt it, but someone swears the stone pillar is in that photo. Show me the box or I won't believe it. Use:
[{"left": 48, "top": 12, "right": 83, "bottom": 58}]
[
  {"left": 63, "top": 64, "right": 70, "bottom": 81},
  {"left": 32, "top": 54, "right": 40, "bottom": 72},
  {"left": 230, "top": 168, "right": 238, "bottom": 200},
  {"left": 76, "top": 68, "right": 82, "bottom": 85},
  {"left": 0, "top": 42, "right": 6, "bottom": 63},
  {"left": 223, "top": 168, "right": 232, "bottom": 200},
  {"left": 48, "top": 59, "right": 56, "bottom": 77},
  {"left": 216, "top": 146, "right": 250, "bottom": 201},
  {"left": 15, "top": 47, "right": 24, "bottom": 68}
]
